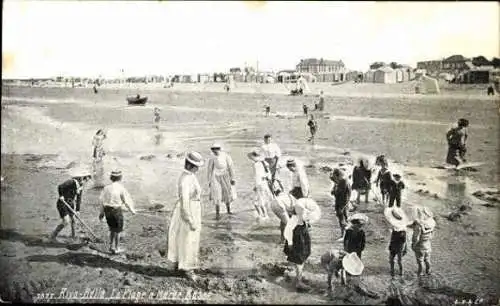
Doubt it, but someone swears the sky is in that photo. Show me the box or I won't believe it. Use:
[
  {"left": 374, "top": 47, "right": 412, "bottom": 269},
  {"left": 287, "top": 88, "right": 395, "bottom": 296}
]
[{"left": 2, "top": 1, "right": 499, "bottom": 78}]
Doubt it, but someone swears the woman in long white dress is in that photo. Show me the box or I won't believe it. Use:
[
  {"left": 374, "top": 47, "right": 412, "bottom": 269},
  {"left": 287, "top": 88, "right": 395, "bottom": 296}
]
[
  {"left": 167, "top": 151, "right": 204, "bottom": 281},
  {"left": 92, "top": 129, "right": 107, "bottom": 188},
  {"left": 207, "top": 142, "right": 236, "bottom": 220}
]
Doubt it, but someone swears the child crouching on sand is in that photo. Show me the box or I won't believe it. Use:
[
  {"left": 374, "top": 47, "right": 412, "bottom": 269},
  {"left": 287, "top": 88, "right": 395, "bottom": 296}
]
[
  {"left": 321, "top": 250, "right": 364, "bottom": 292},
  {"left": 99, "top": 170, "right": 136, "bottom": 254}
]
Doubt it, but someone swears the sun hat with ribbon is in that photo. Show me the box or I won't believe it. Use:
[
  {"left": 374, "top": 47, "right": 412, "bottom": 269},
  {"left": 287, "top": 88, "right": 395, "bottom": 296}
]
[
  {"left": 412, "top": 205, "right": 436, "bottom": 229},
  {"left": 186, "top": 151, "right": 204, "bottom": 167},
  {"left": 384, "top": 207, "right": 411, "bottom": 231},
  {"left": 348, "top": 213, "right": 369, "bottom": 225},
  {"left": 110, "top": 169, "right": 122, "bottom": 178},
  {"left": 211, "top": 142, "right": 222, "bottom": 150},
  {"left": 342, "top": 252, "right": 364, "bottom": 276}
]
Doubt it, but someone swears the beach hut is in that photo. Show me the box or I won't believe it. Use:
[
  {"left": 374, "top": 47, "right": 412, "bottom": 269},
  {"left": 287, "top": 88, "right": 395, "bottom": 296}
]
[
  {"left": 374, "top": 67, "right": 397, "bottom": 84},
  {"left": 364, "top": 70, "right": 375, "bottom": 83},
  {"left": 419, "top": 75, "right": 440, "bottom": 94}
]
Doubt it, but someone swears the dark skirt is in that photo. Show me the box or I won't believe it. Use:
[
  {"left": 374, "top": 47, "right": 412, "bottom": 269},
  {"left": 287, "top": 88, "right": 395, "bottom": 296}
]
[
  {"left": 104, "top": 206, "right": 124, "bottom": 233},
  {"left": 57, "top": 199, "right": 75, "bottom": 219},
  {"left": 446, "top": 146, "right": 461, "bottom": 166},
  {"left": 389, "top": 230, "right": 407, "bottom": 256},
  {"left": 290, "top": 187, "right": 305, "bottom": 199},
  {"left": 284, "top": 223, "right": 311, "bottom": 265}
]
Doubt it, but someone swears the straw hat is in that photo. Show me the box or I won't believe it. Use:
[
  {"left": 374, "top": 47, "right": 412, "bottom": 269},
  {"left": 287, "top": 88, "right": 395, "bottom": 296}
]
[
  {"left": 342, "top": 252, "right": 364, "bottom": 276},
  {"left": 348, "top": 213, "right": 369, "bottom": 225},
  {"left": 294, "top": 198, "right": 321, "bottom": 224},
  {"left": 247, "top": 148, "right": 263, "bottom": 162},
  {"left": 69, "top": 166, "right": 91, "bottom": 178},
  {"left": 211, "top": 142, "right": 222, "bottom": 150},
  {"left": 186, "top": 151, "right": 204, "bottom": 167},
  {"left": 110, "top": 170, "right": 122, "bottom": 178},
  {"left": 412, "top": 206, "right": 436, "bottom": 228},
  {"left": 384, "top": 207, "right": 410, "bottom": 231}
]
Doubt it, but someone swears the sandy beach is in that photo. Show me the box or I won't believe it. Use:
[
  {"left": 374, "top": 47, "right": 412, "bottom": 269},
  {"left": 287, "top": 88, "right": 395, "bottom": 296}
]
[{"left": 1, "top": 85, "right": 499, "bottom": 304}]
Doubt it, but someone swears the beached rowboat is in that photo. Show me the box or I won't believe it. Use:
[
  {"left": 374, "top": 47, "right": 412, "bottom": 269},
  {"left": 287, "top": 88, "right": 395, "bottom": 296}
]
[{"left": 126, "top": 96, "right": 148, "bottom": 105}]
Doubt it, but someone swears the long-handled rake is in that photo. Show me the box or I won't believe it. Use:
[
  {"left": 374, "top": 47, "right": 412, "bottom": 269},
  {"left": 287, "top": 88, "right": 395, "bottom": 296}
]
[{"left": 60, "top": 199, "right": 104, "bottom": 243}]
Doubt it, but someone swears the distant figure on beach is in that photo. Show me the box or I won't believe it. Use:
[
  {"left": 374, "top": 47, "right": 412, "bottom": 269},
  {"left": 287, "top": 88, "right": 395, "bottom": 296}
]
[
  {"left": 307, "top": 115, "right": 318, "bottom": 143},
  {"left": 50, "top": 168, "right": 92, "bottom": 241},
  {"left": 410, "top": 206, "right": 436, "bottom": 277},
  {"left": 388, "top": 171, "right": 405, "bottom": 208},
  {"left": 487, "top": 85, "right": 494, "bottom": 96},
  {"left": 264, "top": 105, "right": 271, "bottom": 117},
  {"left": 446, "top": 118, "right": 469, "bottom": 167},
  {"left": 224, "top": 83, "right": 230, "bottom": 92},
  {"left": 168, "top": 151, "right": 205, "bottom": 282},
  {"left": 260, "top": 134, "right": 281, "bottom": 182},
  {"left": 207, "top": 142, "right": 236, "bottom": 220},
  {"left": 286, "top": 159, "right": 310, "bottom": 200},
  {"left": 153, "top": 107, "right": 161, "bottom": 130},
  {"left": 330, "top": 168, "right": 352, "bottom": 239},
  {"left": 248, "top": 149, "right": 271, "bottom": 221},
  {"left": 352, "top": 157, "right": 372, "bottom": 205},
  {"left": 302, "top": 104, "right": 308, "bottom": 116},
  {"left": 92, "top": 129, "right": 107, "bottom": 188},
  {"left": 93, "top": 85, "right": 98, "bottom": 94},
  {"left": 99, "top": 170, "right": 136, "bottom": 254},
  {"left": 375, "top": 155, "right": 391, "bottom": 205},
  {"left": 384, "top": 207, "right": 409, "bottom": 277},
  {"left": 317, "top": 90, "right": 325, "bottom": 111}
]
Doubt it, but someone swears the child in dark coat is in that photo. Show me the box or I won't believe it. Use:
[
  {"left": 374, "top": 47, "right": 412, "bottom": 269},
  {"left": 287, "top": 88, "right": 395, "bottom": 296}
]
[
  {"left": 375, "top": 155, "right": 392, "bottom": 206},
  {"left": 388, "top": 173, "right": 405, "bottom": 208},
  {"left": 343, "top": 218, "right": 366, "bottom": 259}
]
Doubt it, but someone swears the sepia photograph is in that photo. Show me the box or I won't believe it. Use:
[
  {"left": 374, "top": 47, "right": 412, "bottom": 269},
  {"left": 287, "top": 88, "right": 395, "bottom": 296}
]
[{"left": 1, "top": 1, "right": 499, "bottom": 304}]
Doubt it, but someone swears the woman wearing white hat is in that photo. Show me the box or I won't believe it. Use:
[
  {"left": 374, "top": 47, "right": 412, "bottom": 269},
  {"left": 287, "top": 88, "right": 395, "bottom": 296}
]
[
  {"left": 167, "top": 151, "right": 205, "bottom": 281},
  {"left": 91, "top": 129, "right": 107, "bottom": 189},
  {"left": 248, "top": 149, "right": 272, "bottom": 220},
  {"left": 410, "top": 206, "right": 436, "bottom": 277},
  {"left": 207, "top": 142, "right": 236, "bottom": 220},
  {"left": 50, "top": 167, "right": 92, "bottom": 241}
]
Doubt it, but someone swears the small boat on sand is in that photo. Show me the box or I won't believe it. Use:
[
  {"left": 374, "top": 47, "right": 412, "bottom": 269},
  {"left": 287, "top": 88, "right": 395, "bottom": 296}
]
[{"left": 127, "top": 95, "right": 148, "bottom": 105}]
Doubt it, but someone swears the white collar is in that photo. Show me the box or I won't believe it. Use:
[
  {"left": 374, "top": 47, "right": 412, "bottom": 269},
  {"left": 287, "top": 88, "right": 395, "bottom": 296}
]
[{"left": 183, "top": 169, "right": 193, "bottom": 175}]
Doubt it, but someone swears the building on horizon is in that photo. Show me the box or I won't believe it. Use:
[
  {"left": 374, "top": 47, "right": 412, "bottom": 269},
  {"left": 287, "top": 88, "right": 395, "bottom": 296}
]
[{"left": 296, "top": 58, "right": 348, "bottom": 82}]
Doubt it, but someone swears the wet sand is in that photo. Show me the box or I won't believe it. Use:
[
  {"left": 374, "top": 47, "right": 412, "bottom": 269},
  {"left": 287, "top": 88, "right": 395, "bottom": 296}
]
[{"left": 1, "top": 86, "right": 499, "bottom": 304}]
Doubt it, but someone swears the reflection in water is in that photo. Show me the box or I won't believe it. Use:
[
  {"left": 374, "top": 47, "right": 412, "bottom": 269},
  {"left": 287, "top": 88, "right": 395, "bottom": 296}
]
[{"left": 446, "top": 174, "right": 468, "bottom": 206}]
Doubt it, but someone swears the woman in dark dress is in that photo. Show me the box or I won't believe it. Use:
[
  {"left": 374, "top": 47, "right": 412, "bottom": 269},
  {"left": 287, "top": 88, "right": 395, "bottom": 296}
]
[{"left": 352, "top": 158, "right": 372, "bottom": 204}]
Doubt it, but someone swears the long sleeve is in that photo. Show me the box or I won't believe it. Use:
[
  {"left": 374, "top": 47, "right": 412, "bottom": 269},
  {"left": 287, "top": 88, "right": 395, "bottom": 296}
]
[
  {"left": 274, "top": 144, "right": 282, "bottom": 158},
  {"left": 180, "top": 177, "right": 194, "bottom": 226},
  {"left": 226, "top": 154, "right": 235, "bottom": 180},
  {"left": 343, "top": 229, "right": 351, "bottom": 251},
  {"left": 207, "top": 158, "right": 214, "bottom": 182},
  {"left": 75, "top": 193, "right": 82, "bottom": 212},
  {"left": 412, "top": 225, "right": 421, "bottom": 247},
  {"left": 120, "top": 189, "right": 135, "bottom": 213},
  {"left": 360, "top": 231, "right": 366, "bottom": 251},
  {"left": 299, "top": 168, "right": 310, "bottom": 196},
  {"left": 376, "top": 171, "right": 381, "bottom": 186}
]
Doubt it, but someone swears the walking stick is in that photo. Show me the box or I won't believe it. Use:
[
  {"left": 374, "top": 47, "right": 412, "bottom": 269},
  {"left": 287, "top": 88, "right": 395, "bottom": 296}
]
[{"left": 60, "top": 199, "right": 103, "bottom": 242}]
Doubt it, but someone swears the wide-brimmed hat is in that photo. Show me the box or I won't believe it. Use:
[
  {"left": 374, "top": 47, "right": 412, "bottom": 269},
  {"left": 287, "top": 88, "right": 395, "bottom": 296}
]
[
  {"left": 210, "top": 142, "right": 222, "bottom": 150},
  {"left": 186, "top": 151, "right": 204, "bottom": 167},
  {"left": 110, "top": 170, "right": 122, "bottom": 177},
  {"left": 348, "top": 213, "right": 369, "bottom": 225},
  {"left": 286, "top": 159, "right": 297, "bottom": 167},
  {"left": 264, "top": 133, "right": 272, "bottom": 139},
  {"left": 412, "top": 206, "right": 436, "bottom": 228},
  {"left": 247, "top": 149, "right": 263, "bottom": 162},
  {"left": 342, "top": 252, "right": 364, "bottom": 276},
  {"left": 69, "top": 166, "right": 91, "bottom": 178},
  {"left": 384, "top": 207, "right": 410, "bottom": 231},
  {"left": 294, "top": 198, "right": 322, "bottom": 224}
]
